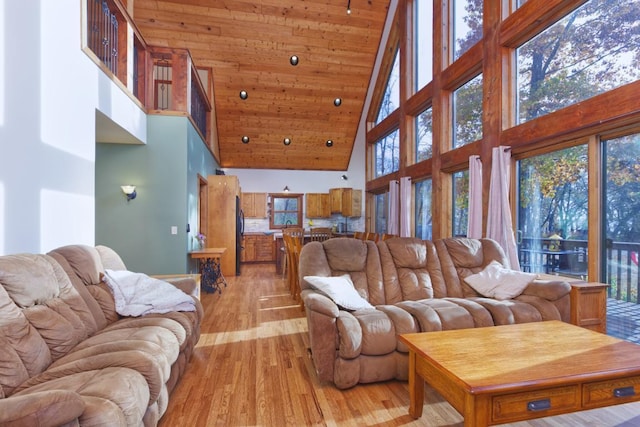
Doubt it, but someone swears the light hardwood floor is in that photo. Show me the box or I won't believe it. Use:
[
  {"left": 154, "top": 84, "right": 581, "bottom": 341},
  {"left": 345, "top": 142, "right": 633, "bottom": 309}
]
[{"left": 159, "top": 263, "right": 640, "bottom": 426}]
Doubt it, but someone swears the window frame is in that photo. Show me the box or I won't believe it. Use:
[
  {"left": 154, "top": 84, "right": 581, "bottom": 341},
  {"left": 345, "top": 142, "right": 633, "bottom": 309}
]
[{"left": 268, "top": 193, "right": 303, "bottom": 230}]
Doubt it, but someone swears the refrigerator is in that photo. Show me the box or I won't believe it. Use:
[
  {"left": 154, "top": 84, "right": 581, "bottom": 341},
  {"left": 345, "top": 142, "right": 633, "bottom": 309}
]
[{"left": 207, "top": 175, "right": 242, "bottom": 276}]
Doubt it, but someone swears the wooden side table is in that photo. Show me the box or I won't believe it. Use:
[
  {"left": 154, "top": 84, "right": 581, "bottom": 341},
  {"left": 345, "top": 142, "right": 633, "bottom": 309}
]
[
  {"left": 190, "top": 248, "right": 227, "bottom": 294},
  {"left": 570, "top": 282, "right": 609, "bottom": 333}
]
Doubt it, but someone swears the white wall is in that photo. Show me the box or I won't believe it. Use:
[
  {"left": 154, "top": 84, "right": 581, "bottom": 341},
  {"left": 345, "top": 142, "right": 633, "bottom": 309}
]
[{"left": 0, "top": 0, "right": 146, "bottom": 254}]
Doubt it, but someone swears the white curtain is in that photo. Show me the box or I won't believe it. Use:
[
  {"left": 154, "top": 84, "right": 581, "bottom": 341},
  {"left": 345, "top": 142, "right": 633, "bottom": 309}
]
[
  {"left": 388, "top": 180, "right": 399, "bottom": 235},
  {"left": 487, "top": 146, "right": 521, "bottom": 270},
  {"left": 400, "top": 177, "right": 412, "bottom": 237},
  {"left": 467, "top": 155, "right": 483, "bottom": 239}
]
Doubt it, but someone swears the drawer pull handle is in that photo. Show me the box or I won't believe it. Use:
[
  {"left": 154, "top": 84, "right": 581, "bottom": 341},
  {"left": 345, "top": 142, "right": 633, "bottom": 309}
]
[
  {"left": 614, "top": 386, "right": 635, "bottom": 398},
  {"left": 527, "top": 398, "right": 551, "bottom": 412}
]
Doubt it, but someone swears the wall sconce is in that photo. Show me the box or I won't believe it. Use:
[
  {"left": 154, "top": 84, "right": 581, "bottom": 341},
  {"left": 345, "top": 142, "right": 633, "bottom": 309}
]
[
  {"left": 121, "top": 185, "right": 137, "bottom": 202},
  {"left": 341, "top": 174, "right": 348, "bottom": 180},
  {"left": 283, "top": 186, "right": 290, "bottom": 193}
]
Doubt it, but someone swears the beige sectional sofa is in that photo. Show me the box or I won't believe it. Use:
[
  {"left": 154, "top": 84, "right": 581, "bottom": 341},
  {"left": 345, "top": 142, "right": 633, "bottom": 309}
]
[
  {"left": 299, "top": 237, "right": 571, "bottom": 389},
  {"left": 0, "top": 244, "right": 202, "bottom": 426}
]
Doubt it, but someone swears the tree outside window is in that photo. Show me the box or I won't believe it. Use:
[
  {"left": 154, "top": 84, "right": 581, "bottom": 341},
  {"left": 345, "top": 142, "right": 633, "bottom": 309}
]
[
  {"left": 453, "top": 170, "right": 469, "bottom": 237},
  {"left": 517, "top": 0, "right": 640, "bottom": 124},
  {"left": 376, "top": 48, "right": 400, "bottom": 125},
  {"left": 453, "top": 74, "right": 483, "bottom": 148},
  {"left": 415, "top": 179, "right": 433, "bottom": 239},
  {"left": 453, "top": 0, "right": 483, "bottom": 61},
  {"left": 375, "top": 129, "right": 400, "bottom": 177},
  {"left": 416, "top": 107, "right": 433, "bottom": 162}
]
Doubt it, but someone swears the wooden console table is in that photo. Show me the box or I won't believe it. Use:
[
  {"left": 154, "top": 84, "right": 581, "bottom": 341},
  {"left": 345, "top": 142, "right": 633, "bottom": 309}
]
[{"left": 190, "top": 248, "right": 227, "bottom": 294}]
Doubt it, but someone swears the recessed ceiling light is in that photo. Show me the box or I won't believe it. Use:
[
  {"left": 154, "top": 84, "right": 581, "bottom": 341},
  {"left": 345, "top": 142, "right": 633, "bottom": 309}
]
[
  {"left": 239, "top": 90, "right": 248, "bottom": 100},
  {"left": 283, "top": 137, "right": 292, "bottom": 146},
  {"left": 334, "top": 98, "right": 342, "bottom": 107},
  {"left": 326, "top": 140, "right": 333, "bottom": 147},
  {"left": 242, "top": 136, "right": 250, "bottom": 144},
  {"left": 290, "top": 55, "right": 299, "bottom": 66}
]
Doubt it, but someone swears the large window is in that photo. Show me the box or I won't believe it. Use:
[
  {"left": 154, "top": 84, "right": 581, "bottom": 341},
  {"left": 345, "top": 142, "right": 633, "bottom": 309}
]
[
  {"left": 376, "top": 48, "right": 400, "bottom": 125},
  {"left": 269, "top": 194, "right": 303, "bottom": 229},
  {"left": 603, "top": 133, "right": 640, "bottom": 302},
  {"left": 374, "top": 129, "right": 400, "bottom": 177},
  {"left": 416, "top": 107, "right": 433, "bottom": 162},
  {"left": 452, "top": 171, "right": 469, "bottom": 237},
  {"left": 375, "top": 192, "right": 388, "bottom": 234},
  {"left": 415, "top": 0, "right": 434, "bottom": 91},
  {"left": 453, "top": 0, "right": 483, "bottom": 61},
  {"left": 453, "top": 74, "right": 483, "bottom": 148},
  {"left": 415, "top": 179, "right": 432, "bottom": 239},
  {"left": 517, "top": 0, "right": 640, "bottom": 124},
  {"left": 517, "top": 145, "right": 588, "bottom": 274}
]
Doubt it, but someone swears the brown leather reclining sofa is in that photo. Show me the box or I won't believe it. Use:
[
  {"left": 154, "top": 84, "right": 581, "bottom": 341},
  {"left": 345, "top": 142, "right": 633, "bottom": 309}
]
[
  {"left": 0, "top": 244, "right": 202, "bottom": 426},
  {"left": 299, "top": 237, "right": 571, "bottom": 389}
]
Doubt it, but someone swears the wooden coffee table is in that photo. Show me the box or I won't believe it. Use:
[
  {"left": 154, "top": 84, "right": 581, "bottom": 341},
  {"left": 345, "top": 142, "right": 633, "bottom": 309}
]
[{"left": 399, "top": 321, "right": 640, "bottom": 426}]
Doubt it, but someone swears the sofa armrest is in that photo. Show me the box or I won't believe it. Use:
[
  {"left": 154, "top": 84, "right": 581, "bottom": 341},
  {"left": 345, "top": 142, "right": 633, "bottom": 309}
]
[
  {"left": 301, "top": 289, "right": 340, "bottom": 383},
  {"left": 301, "top": 289, "right": 340, "bottom": 318},
  {"left": 0, "top": 390, "right": 84, "bottom": 427},
  {"left": 522, "top": 279, "right": 571, "bottom": 301},
  {"left": 152, "top": 274, "right": 200, "bottom": 299}
]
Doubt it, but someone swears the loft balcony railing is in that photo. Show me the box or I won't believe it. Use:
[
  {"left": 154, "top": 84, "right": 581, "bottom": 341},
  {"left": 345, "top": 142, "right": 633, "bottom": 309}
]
[
  {"left": 520, "top": 237, "right": 640, "bottom": 303},
  {"left": 82, "top": 0, "right": 216, "bottom": 154}
]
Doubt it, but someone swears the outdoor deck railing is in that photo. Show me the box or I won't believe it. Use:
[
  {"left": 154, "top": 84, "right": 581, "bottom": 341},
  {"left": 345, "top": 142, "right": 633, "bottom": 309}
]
[{"left": 520, "top": 237, "right": 640, "bottom": 303}]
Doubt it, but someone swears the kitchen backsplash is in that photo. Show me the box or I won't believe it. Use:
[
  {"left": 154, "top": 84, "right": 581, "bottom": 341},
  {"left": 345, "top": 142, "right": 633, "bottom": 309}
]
[{"left": 244, "top": 216, "right": 364, "bottom": 233}]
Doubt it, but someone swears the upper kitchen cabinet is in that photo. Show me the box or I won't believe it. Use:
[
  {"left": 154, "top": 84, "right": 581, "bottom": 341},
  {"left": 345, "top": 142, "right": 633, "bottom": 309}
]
[
  {"left": 329, "top": 188, "right": 343, "bottom": 214},
  {"left": 305, "top": 193, "right": 331, "bottom": 218},
  {"left": 329, "top": 188, "right": 362, "bottom": 217},
  {"left": 241, "top": 192, "right": 267, "bottom": 218}
]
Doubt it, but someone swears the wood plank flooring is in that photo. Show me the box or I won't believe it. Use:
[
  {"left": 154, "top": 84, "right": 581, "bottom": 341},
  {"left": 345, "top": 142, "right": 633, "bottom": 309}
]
[{"left": 159, "top": 263, "right": 640, "bottom": 426}]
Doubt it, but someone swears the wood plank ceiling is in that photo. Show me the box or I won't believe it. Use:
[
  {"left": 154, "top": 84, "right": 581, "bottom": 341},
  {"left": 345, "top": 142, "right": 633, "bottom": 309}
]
[{"left": 132, "top": 0, "right": 390, "bottom": 171}]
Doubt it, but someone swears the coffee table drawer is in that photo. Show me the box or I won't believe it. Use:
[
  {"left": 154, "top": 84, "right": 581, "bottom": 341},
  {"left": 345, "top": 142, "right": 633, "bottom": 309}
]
[
  {"left": 492, "top": 386, "right": 580, "bottom": 423},
  {"left": 583, "top": 376, "right": 640, "bottom": 408}
]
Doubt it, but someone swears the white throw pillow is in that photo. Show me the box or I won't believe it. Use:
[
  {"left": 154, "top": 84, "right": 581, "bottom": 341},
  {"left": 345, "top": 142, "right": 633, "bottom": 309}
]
[
  {"left": 463, "top": 261, "right": 537, "bottom": 300},
  {"left": 303, "top": 274, "right": 374, "bottom": 310}
]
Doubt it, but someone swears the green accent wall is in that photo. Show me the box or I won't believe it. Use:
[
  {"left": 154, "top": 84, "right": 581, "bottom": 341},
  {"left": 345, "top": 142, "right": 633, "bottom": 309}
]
[{"left": 96, "top": 115, "right": 218, "bottom": 274}]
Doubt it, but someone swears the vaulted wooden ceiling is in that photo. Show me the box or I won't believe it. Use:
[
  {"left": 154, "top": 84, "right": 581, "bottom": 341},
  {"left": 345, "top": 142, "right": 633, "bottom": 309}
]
[{"left": 132, "top": 0, "right": 390, "bottom": 171}]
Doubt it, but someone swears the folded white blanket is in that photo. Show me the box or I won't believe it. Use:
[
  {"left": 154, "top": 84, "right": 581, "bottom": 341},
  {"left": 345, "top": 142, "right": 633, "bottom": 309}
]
[{"left": 103, "top": 269, "right": 196, "bottom": 317}]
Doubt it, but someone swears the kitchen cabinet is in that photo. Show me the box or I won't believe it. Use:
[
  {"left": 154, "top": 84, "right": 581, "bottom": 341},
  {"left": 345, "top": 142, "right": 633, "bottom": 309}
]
[
  {"left": 305, "top": 193, "right": 331, "bottom": 218},
  {"left": 329, "top": 188, "right": 343, "bottom": 214},
  {"left": 241, "top": 233, "right": 275, "bottom": 262},
  {"left": 241, "top": 192, "right": 267, "bottom": 218},
  {"left": 329, "top": 188, "right": 362, "bottom": 217},
  {"left": 342, "top": 188, "right": 362, "bottom": 217}
]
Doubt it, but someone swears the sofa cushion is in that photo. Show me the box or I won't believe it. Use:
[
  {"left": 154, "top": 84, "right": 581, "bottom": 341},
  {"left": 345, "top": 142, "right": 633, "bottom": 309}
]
[
  {"left": 0, "top": 254, "right": 59, "bottom": 308},
  {"left": 464, "top": 261, "right": 537, "bottom": 300},
  {"left": 49, "top": 245, "right": 104, "bottom": 285},
  {"left": 304, "top": 275, "right": 374, "bottom": 311},
  {"left": 378, "top": 238, "right": 445, "bottom": 302},
  {"left": 13, "top": 367, "right": 149, "bottom": 426},
  {"left": 95, "top": 246, "right": 127, "bottom": 271}
]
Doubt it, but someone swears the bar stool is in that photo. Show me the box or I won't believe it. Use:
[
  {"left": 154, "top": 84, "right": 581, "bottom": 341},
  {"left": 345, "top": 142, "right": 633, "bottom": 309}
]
[{"left": 282, "top": 228, "right": 304, "bottom": 299}]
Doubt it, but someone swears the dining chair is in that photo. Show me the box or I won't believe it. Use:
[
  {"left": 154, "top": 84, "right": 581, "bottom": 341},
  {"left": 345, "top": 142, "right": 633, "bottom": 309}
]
[
  {"left": 353, "top": 231, "right": 366, "bottom": 240},
  {"left": 365, "top": 232, "right": 379, "bottom": 243},
  {"left": 310, "top": 227, "right": 333, "bottom": 242},
  {"left": 381, "top": 233, "right": 396, "bottom": 241}
]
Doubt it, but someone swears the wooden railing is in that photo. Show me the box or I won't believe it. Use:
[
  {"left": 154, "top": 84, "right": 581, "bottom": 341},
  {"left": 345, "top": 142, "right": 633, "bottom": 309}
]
[
  {"left": 519, "top": 237, "right": 640, "bottom": 303},
  {"left": 83, "top": 0, "right": 215, "bottom": 152}
]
